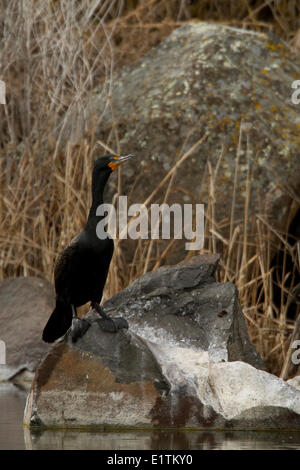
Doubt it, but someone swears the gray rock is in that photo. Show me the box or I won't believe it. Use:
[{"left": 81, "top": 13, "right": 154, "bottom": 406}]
[
  {"left": 66, "top": 23, "right": 300, "bottom": 250},
  {"left": 104, "top": 254, "right": 265, "bottom": 370},
  {"left": 0, "top": 365, "right": 34, "bottom": 390},
  {"left": 25, "top": 254, "right": 289, "bottom": 430},
  {"left": 24, "top": 318, "right": 170, "bottom": 428},
  {"left": 288, "top": 375, "right": 300, "bottom": 392},
  {"left": 148, "top": 345, "right": 300, "bottom": 429},
  {"left": 0, "top": 277, "right": 54, "bottom": 380},
  {"left": 24, "top": 323, "right": 300, "bottom": 430}
]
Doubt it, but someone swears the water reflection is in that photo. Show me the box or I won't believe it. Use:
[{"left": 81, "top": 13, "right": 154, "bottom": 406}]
[
  {"left": 0, "top": 383, "right": 27, "bottom": 450},
  {"left": 24, "top": 427, "right": 300, "bottom": 450},
  {"left": 1, "top": 384, "right": 300, "bottom": 450}
]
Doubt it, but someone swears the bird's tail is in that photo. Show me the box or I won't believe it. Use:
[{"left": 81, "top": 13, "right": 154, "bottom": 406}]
[{"left": 42, "top": 302, "right": 72, "bottom": 343}]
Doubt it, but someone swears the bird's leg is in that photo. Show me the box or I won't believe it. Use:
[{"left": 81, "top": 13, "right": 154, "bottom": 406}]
[
  {"left": 91, "top": 301, "right": 129, "bottom": 333},
  {"left": 71, "top": 304, "right": 77, "bottom": 319},
  {"left": 70, "top": 304, "right": 91, "bottom": 342}
]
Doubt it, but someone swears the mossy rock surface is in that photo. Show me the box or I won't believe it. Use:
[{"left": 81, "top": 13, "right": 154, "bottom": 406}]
[{"left": 78, "top": 23, "right": 300, "bottom": 248}]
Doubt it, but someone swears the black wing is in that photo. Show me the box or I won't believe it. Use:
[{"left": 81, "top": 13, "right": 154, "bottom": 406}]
[{"left": 54, "top": 234, "right": 81, "bottom": 295}]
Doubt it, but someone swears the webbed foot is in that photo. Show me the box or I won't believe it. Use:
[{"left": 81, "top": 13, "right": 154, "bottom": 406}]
[
  {"left": 91, "top": 302, "right": 129, "bottom": 333},
  {"left": 96, "top": 316, "right": 128, "bottom": 333}
]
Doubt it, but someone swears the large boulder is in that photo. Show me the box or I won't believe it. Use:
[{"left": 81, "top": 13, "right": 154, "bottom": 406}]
[
  {"left": 288, "top": 376, "right": 300, "bottom": 391},
  {"left": 26, "top": 254, "right": 299, "bottom": 431},
  {"left": 24, "top": 315, "right": 300, "bottom": 430},
  {"left": 76, "top": 22, "right": 300, "bottom": 247},
  {"left": 103, "top": 254, "right": 265, "bottom": 370},
  {"left": 24, "top": 314, "right": 170, "bottom": 428},
  {"left": 0, "top": 277, "right": 54, "bottom": 383}
]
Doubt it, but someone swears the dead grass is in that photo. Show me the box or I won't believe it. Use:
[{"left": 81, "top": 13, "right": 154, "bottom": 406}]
[{"left": 0, "top": 0, "right": 299, "bottom": 378}]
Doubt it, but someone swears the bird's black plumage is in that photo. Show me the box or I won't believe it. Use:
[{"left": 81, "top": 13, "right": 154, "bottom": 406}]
[{"left": 42, "top": 153, "right": 133, "bottom": 343}]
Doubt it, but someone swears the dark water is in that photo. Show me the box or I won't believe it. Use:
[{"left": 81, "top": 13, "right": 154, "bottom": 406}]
[{"left": 1, "top": 384, "right": 300, "bottom": 450}]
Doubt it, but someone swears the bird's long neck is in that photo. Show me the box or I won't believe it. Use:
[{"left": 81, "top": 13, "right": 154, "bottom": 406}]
[{"left": 85, "top": 171, "right": 109, "bottom": 235}]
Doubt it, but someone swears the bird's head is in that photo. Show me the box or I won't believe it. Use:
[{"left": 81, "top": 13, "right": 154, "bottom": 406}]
[
  {"left": 94, "top": 153, "right": 134, "bottom": 174},
  {"left": 91, "top": 153, "right": 134, "bottom": 196}
]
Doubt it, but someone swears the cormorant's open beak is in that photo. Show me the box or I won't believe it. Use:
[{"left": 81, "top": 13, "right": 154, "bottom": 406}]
[{"left": 108, "top": 154, "right": 134, "bottom": 171}]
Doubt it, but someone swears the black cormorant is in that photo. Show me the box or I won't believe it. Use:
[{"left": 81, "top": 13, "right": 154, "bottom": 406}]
[{"left": 42, "top": 153, "right": 133, "bottom": 343}]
